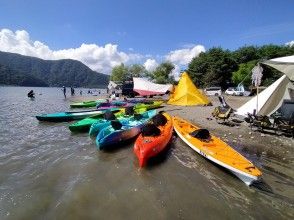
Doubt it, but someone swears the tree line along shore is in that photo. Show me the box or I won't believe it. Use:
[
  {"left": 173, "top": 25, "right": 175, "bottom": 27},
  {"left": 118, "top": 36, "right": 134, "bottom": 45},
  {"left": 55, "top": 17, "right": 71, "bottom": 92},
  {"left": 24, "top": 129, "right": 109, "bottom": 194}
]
[{"left": 110, "top": 44, "right": 294, "bottom": 89}]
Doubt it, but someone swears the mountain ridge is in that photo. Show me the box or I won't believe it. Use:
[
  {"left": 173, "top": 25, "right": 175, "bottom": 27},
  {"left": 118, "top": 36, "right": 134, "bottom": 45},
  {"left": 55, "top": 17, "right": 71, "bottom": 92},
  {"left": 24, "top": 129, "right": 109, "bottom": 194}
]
[{"left": 0, "top": 51, "right": 109, "bottom": 87}]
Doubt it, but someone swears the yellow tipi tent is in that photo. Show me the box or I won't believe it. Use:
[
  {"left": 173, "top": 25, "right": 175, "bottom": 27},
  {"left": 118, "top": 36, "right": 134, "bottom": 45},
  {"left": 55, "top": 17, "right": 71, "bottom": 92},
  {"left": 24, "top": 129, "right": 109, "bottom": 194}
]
[{"left": 168, "top": 72, "right": 211, "bottom": 106}]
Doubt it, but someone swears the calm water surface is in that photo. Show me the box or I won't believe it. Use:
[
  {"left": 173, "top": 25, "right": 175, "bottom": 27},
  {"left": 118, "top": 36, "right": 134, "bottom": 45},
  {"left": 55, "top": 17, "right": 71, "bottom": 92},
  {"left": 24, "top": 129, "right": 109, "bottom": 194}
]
[{"left": 0, "top": 86, "right": 293, "bottom": 220}]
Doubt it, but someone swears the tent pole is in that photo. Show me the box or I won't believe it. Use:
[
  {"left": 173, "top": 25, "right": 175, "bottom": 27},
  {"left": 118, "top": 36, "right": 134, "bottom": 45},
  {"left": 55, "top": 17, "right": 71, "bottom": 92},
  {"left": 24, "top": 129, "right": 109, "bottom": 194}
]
[{"left": 256, "top": 86, "right": 259, "bottom": 114}]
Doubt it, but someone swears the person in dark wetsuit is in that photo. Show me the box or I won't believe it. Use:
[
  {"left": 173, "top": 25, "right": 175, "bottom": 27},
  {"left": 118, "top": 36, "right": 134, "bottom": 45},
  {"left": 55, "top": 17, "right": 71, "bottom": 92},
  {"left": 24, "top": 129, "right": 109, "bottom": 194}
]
[
  {"left": 62, "top": 86, "right": 66, "bottom": 98},
  {"left": 27, "top": 90, "right": 35, "bottom": 98},
  {"left": 70, "top": 87, "right": 74, "bottom": 96}
]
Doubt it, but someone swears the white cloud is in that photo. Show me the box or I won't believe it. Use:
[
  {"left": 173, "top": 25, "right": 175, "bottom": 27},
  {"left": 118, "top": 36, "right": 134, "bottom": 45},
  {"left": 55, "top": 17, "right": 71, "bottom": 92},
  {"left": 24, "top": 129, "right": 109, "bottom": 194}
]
[
  {"left": 0, "top": 28, "right": 206, "bottom": 77},
  {"left": 285, "top": 40, "right": 294, "bottom": 47},
  {"left": 143, "top": 59, "right": 159, "bottom": 72},
  {"left": 165, "top": 45, "right": 205, "bottom": 65},
  {"left": 0, "top": 28, "right": 135, "bottom": 74},
  {"left": 170, "top": 64, "right": 181, "bottom": 80}
]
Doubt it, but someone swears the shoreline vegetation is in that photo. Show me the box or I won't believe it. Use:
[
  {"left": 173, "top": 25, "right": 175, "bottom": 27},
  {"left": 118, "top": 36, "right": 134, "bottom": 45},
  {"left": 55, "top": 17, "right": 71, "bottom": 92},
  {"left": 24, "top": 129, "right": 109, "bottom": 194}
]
[{"left": 110, "top": 44, "right": 294, "bottom": 89}]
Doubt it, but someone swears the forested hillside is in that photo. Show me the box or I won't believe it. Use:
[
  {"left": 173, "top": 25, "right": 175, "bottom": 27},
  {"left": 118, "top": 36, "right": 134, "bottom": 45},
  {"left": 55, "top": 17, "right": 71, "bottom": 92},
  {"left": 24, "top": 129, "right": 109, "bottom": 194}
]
[{"left": 0, "top": 51, "right": 109, "bottom": 87}]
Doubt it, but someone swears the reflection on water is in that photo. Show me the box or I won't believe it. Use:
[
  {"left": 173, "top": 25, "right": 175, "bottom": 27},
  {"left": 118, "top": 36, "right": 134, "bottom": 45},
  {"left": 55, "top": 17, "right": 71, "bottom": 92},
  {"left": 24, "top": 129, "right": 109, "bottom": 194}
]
[{"left": 0, "top": 86, "right": 293, "bottom": 219}]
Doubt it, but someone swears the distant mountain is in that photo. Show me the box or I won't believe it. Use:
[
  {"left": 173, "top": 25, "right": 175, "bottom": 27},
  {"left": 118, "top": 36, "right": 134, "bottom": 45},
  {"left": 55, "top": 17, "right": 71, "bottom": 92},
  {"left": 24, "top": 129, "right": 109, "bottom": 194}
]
[{"left": 0, "top": 51, "right": 109, "bottom": 87}]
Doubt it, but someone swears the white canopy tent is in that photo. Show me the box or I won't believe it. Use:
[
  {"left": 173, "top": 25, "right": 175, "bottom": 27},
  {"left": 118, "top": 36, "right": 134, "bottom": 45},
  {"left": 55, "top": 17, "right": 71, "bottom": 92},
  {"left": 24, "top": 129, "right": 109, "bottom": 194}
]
[
  {"left": 262, "top": 55, "right": 294, "bottom": 81},
  {"left": 236, "top": 75, "right": 294, "bottom": 116},
  {"left": 133, "top": 77, "right": 173, "bottom": 96}
]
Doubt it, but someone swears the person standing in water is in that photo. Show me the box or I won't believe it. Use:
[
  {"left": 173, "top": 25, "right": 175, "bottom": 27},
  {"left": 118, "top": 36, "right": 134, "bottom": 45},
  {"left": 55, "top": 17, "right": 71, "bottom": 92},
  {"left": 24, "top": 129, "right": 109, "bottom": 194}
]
[
  {"left": 62, "top": 86, "right": 66, "bottom": 98},
  {"left": 27, "top": 90, "right": 35, "bottom": 98}
]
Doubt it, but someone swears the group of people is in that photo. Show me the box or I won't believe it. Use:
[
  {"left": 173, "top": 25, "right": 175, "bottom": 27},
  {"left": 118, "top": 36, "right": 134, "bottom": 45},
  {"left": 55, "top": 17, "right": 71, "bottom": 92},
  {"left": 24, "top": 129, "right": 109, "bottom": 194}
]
[
  {"left": 27, "top": 87, "right": 105, "bottom": 99},
  {"left": 61, "top": 86, "right": 76, "bottom": 98}
]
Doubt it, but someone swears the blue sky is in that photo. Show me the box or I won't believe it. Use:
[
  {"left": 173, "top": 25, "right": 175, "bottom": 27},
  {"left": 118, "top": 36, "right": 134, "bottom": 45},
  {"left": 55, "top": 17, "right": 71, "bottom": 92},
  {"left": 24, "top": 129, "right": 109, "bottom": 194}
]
[{"left": 0, "top": 0, "right": 293, "bottom": 74}]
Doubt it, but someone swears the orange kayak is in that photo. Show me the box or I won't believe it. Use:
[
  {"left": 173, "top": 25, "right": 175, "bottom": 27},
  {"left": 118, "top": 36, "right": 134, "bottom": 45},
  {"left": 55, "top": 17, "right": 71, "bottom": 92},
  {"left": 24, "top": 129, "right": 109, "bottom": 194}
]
[
  {"left": 134, "top": 112, "right": 173, "bottom": 167},
  {"left": 173, "top": 116, "right": 262, "bottom": 186}
]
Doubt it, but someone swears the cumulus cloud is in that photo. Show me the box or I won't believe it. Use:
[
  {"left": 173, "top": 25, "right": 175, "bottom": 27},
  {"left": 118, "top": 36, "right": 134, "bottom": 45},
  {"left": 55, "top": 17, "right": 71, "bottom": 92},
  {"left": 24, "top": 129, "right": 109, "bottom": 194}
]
[
  {"left": 165, "top": 45, "right": 205, "bottom": 65},
  {"left": 170, "top": 64, "right": 181, "bottom": 80},
  {"left": 0, "top": 28, "right": 206, "bottom": 77},
  {"left": 0, "top": 28, "right": 137, "bottom": 74},
  {"left": 285, "top": 40, "right": 294, "bottom": 47},
  {"left": 143, "top": 59, "right": 159, "bottom": 72}
]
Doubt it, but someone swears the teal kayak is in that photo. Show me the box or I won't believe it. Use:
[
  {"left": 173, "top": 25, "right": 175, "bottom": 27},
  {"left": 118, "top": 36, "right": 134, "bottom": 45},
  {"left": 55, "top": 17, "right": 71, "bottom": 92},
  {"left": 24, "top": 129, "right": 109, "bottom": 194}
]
[
  {"left": 96, "top": 110, "right": 157, "bottom": 149},
  {"left": 36, "top": 108, "right": 119, "bottom": 122},
  {"left": 89, "top": 109, "right": 156, "bottom": 138}
]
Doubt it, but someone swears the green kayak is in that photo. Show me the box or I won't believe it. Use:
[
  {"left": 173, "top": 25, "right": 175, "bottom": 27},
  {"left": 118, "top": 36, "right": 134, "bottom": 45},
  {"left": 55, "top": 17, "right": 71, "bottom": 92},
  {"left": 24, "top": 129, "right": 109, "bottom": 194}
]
[
  {"left": 69, "top": 109, "right": 124, "bottom": 132},
  {"left": 134, "top": 100, "right": 163, "bottom": 110},
  {"left": 69, "top": 107, "right": 147, "bottom": 132},
  {"left": 70, "top": 100, "right": 104, "bottom": 108}
]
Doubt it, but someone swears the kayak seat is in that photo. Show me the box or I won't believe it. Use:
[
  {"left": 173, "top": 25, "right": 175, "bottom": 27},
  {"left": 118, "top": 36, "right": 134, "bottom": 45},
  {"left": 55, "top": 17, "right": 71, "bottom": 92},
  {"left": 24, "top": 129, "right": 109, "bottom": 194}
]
[
  {"left": 125, "top": 106, "right": 135, "bottom": 115},
  {"left": 143, "top": 101, "right": 153, "bottom": 104},
  {"left": 104, "top": 111, "right": 116, "bottom": 120},
  {"left": 189, "top": 129, "right": 211, "bottom": 141},
  {"left": 134, "top": 114, "right": 143, "bottom": 121},
  {"left": 111, "top": 120, "right": 122, "bottom": 130},
  {"left": 152, "top": 113, "right": 167, "bottom": 126},
  {"left": 141, "top": 124, "right": 161, "bottom": 137}
]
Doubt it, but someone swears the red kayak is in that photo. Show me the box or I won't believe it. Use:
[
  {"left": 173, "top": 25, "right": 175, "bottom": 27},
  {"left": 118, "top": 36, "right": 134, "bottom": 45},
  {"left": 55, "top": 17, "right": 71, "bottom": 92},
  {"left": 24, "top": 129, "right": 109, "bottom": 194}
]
[{"left": 134, "top": 112, "right": 173, "bottom": 167}]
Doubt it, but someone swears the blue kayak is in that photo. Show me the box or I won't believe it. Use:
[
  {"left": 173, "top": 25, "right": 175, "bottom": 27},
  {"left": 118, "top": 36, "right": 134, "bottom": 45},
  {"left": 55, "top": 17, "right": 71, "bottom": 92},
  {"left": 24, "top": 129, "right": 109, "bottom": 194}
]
[
  {"left": 89, "top": 109, "right": 156, "bottom": 137},
  {"left": 95, "top": 110, "right": 156, "bottom": 149}
]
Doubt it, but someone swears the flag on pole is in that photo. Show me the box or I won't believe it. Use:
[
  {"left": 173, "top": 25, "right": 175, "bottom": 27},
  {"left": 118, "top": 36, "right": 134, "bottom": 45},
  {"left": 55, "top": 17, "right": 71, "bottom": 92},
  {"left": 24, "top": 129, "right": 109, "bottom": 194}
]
[{"left": 251, "top": 64, "right": 263, "bottom": 86}]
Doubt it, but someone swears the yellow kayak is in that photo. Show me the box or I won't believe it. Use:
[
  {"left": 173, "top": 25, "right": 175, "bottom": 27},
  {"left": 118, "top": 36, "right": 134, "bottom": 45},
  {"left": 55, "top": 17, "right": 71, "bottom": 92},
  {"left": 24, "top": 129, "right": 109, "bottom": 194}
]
[{"left": 173, "top": 116, "right": 262, "bottom": 186}]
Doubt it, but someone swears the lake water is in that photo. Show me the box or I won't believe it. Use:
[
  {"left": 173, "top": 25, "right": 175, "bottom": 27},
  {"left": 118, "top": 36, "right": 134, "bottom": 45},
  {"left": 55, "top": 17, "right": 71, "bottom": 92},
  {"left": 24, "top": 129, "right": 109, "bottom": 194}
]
[{"left": 0, "top": 86, "right": 293, "bottom": 220}]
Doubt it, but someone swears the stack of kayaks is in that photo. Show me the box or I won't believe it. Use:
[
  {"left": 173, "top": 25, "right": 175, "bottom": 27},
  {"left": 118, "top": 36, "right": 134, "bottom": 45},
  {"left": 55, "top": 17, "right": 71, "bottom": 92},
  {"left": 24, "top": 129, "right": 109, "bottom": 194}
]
[
  {"left": 172, "top": 116, "right": 262, "bottom": 186},
  {"left": 134, "top": 112, "right": 173, "bottom": 167},
  {"left": 96, "top": 110, "right": 157, "bottom": 150},
  {"left": 35, "top": 109, "right": 113, "bottom": 122}
]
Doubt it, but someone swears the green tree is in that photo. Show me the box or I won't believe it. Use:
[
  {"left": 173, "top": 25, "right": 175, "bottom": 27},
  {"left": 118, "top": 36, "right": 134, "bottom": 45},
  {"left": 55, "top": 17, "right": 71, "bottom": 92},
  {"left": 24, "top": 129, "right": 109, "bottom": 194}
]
[
  {"left": 151, "top": 62, "right": 175, "bottom": 84},
  {"left": 233, "top": 46, "right": 259, "bottom": 64},
  {"left": 232, "top": 60, "right": 257, "bottom": 87},
  {"left": 188, "top": 48, "right": 238, "bottom": 88},
  {"left": 129, "top": 64, "right": 147, "bottom": 77},
  {"left": 110, "top": 63, "right": 129, "bottom": 82}
]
